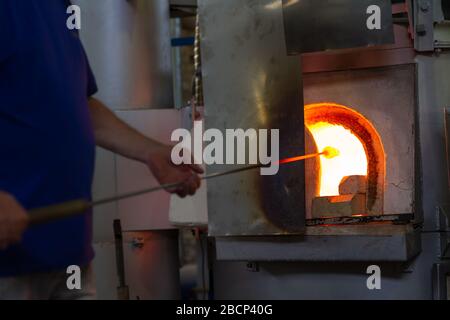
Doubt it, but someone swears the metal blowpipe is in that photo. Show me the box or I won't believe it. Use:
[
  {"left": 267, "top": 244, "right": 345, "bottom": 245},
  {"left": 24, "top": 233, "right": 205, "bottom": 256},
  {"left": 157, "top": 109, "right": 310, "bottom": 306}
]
[{"left": 29, "top": 147, "right": 339, "bottom": 225}]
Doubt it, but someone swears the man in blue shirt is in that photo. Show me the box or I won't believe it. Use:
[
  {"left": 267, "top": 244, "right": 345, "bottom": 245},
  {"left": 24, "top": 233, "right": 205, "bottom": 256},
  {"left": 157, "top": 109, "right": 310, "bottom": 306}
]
[{"left": 0, "top": 1, "right": 202, "bottom": 299}]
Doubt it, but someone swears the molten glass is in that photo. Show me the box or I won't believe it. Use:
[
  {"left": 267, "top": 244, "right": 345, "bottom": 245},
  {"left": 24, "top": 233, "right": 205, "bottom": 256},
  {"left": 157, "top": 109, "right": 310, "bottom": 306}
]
[{"left": 321, "top": 146, "right": 340, "bottom": 159}]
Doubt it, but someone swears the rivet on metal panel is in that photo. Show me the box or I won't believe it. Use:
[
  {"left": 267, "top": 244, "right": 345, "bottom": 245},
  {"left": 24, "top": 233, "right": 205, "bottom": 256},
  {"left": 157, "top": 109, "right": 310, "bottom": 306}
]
[
  {"left": 131, "top": 237, "right": 145, "bottom": 249},
  {"left": 246, "top": 262, "right": 260, "bottom": 272}
]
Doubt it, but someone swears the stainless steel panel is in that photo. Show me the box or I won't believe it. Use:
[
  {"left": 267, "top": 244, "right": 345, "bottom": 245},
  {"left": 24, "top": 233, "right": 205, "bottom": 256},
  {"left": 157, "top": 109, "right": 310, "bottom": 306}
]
[
  {"left": 282, "top": 0, "right": 394, "bottom": 54},
  {"left": 215, "top": 226, "right": 420, "bottom": 262},
  {"left": 74, "top": 0, "right": 174, "bottom": 110},
  {"left": 416, "top": 53, "right": 450, "bottom": 230},
  {"left": 302, "top": 23, "right": 415, "bottom": 74},
  {"left": 213, "top": 233, "right": 439, "bottom": 299},
  {"left": 199, "top": 0, "right": 305, "bottom": 236}
]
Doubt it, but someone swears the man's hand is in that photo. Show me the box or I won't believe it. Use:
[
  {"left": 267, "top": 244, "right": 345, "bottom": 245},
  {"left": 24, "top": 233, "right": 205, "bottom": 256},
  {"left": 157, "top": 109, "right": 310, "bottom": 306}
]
[
  {"left": 89, "top": 98, "right": 204, "bottom": 197},
  {"left": 146, "top": 144, "right": 204, "bottom": 198},
  {"left": 0, "top": 192, "right": 28, "bottom": 250}
]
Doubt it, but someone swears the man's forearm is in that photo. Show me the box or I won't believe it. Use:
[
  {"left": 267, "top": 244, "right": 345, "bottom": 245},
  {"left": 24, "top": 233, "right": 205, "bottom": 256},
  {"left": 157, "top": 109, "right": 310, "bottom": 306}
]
[{"left": 88, "top": 98, "right": 164, "bottom": 163}]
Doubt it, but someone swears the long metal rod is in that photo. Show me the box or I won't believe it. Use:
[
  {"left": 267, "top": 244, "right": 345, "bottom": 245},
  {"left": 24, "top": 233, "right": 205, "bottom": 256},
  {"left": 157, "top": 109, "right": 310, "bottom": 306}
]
[
  {"left": 29, "top": 150, "right": 329, "bottom": 225},
  {"left": 93, "top": 163, "right": 265, "bottom": 207},
  {"left": 28, "top": 163, "right": 265, "bottom": 225}
]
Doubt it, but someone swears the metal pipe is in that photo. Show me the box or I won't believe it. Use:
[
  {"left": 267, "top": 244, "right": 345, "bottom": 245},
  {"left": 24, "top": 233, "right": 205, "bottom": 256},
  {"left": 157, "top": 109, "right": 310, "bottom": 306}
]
[{"left": 29, "top": 149, "right": 337, "bottom": 225}]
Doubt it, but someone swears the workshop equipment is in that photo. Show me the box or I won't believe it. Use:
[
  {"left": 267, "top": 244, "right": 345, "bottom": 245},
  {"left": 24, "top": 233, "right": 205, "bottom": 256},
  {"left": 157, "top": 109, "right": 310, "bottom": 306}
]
[{"left": 198, "top": 0, "right": 450, "bottom": 300}]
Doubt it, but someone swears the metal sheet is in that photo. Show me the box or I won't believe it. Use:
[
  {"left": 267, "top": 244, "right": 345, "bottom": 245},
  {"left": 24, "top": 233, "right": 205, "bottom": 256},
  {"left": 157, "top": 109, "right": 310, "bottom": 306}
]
[
  {"left": 213, "top": 233, "right": 437, "bottom": 299},
  {"left": 215, "top": 227, "right": 421, "bottom": 262},
  {"left": 199, "top": 0, "right": 305, "bottom": 236},
  {"left": 416, "top": 54, "right": 450, "bottom": 230},
  {"left": 302, "top": 23, "right": 415, "bottom": 74},
  {"left": 282, "top": 0, "right": 395, "bottom": 54}
]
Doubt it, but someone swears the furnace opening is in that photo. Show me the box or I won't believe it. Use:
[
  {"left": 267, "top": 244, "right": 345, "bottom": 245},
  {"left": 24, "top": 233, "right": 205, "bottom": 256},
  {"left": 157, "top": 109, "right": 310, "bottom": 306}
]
[
  {"left": 308, "top": 122, "right": 368, "bottom": 196},
  {"left": 305, "top": 103, "right": 386, "bottom": 217}
]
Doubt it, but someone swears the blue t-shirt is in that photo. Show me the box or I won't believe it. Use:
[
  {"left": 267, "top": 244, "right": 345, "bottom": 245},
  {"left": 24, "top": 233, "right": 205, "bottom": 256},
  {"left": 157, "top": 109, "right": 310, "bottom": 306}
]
[{"left": 0, "top": 0, "right": 97, "bottom": 276}]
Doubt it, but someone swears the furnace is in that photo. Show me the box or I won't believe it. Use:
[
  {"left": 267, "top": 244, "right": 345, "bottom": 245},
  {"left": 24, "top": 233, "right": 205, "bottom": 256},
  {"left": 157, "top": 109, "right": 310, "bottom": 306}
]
[
  {"left": 183, "top": 0, "right": 450, "bottom": 299},
  {"left": 199, "top": 0, "right": 423, "bottom": 243}
]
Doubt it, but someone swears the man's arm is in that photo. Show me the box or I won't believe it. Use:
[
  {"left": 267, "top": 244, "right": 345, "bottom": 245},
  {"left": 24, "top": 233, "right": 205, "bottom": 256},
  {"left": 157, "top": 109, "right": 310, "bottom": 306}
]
[
  {"left": 0, "top": 192, "right": 28, "bottom": 250},
  {"left": 88, "top": 98, "right": 203, "bottom": 197}
]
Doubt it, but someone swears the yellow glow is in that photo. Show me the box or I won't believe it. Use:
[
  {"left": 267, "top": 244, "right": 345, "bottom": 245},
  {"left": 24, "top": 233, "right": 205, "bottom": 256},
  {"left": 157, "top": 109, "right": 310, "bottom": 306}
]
[
  {"left": 308, "top": 122, "right": 368, "bottom": 196},
  {"left": 322, "top": 146, "right": 340, "bottom": 159}
]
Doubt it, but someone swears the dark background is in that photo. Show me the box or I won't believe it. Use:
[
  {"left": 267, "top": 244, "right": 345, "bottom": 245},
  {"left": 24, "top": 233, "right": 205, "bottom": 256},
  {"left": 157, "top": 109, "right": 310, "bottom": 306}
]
[{"left": 443, "top": 0, "right": 450, "bottom": 20}]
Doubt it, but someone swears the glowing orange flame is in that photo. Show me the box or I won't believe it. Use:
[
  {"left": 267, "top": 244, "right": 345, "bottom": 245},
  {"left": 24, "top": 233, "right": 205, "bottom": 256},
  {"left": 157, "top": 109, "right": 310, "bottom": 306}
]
[{"left": 307, "top": 122, "right": 368, "bottom": 196}]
